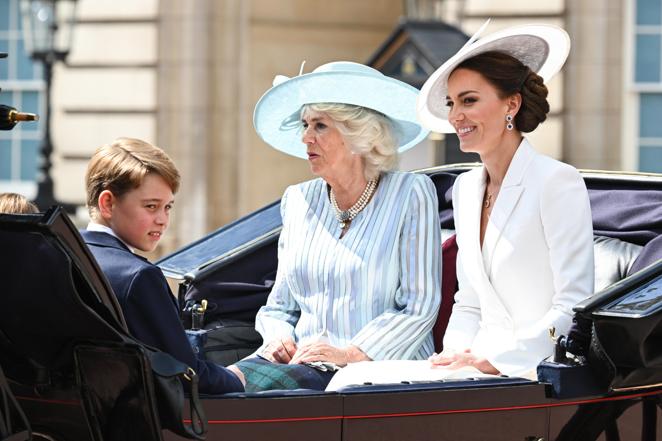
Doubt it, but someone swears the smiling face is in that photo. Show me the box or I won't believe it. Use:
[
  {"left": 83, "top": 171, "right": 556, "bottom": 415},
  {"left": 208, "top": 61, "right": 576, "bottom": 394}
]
[
  {"left": 446, "top": 68, "right": 520, "bottom": 156},
  {"left": 99, "top": 173, "right": 174, "bottom": 252},
  {"left": 301, "top": 109, "right": 362, "bottom": 180}
]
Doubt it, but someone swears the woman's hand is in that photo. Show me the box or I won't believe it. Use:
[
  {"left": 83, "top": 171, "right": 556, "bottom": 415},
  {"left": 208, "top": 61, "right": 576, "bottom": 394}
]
[
  {"left": 429, "top": 348, "right": 500, "bottom": 375},
  {"left": 261, "top": 337, "right": 298, "bottom": 363},
  {"left": 290, "top": 343, "right": 369, "bottom": 367}
]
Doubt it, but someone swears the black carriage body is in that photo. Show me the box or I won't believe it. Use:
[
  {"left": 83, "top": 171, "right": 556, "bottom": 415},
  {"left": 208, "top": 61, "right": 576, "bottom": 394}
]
[{"left": 0, "top": 166, "right": 660, "bottom": 441}]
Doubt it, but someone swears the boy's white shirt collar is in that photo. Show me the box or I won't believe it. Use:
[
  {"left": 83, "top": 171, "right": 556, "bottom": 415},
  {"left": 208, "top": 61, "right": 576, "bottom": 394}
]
[{"left": 86, "top": 222, "right": 135, "bottom": 253}]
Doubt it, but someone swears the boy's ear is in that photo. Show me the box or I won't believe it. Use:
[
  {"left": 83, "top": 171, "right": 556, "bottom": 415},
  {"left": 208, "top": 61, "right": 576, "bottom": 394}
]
[{"left": 97, "top": 190, "right": 115, "bottom": 220}]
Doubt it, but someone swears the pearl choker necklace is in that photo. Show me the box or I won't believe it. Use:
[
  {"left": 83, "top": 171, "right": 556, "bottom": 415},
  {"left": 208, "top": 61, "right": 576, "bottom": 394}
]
[{"left": 330, "top": 178, "right": 378, "bottom": 229}]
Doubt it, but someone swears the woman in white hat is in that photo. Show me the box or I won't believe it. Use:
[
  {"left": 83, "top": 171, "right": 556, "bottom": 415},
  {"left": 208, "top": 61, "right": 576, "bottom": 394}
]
[
  {"left": 418, "top": 25, "right": 594, "bottom": 378},
  {"left": 239, "top": 61, "right": 442, "bottom": 391}
]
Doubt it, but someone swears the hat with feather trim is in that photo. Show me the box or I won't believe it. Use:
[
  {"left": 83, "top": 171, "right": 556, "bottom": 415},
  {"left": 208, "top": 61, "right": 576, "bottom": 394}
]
[{"left": 417, "top": 22, "right": 571, "bottom": 133}]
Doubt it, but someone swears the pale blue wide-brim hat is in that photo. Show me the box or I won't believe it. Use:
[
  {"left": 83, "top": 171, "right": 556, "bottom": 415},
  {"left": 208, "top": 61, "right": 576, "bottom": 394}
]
[{"left": 253, "top": 61, "right": 430, "bottom": 159}]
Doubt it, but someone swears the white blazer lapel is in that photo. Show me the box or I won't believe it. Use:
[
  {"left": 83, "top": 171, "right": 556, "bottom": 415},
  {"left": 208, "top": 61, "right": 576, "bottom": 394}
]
[
  {"left": 460, "top": 168, "right": 488, "bottom": 283},
  {"left": 482, "top": 139, "right": 535, "bottom": 274},
  {"left": 464, "top": 167, "right": 514, "bottom": 322},
  {"left": 457, "top": 166, "right": 514, "bottom": 323}
]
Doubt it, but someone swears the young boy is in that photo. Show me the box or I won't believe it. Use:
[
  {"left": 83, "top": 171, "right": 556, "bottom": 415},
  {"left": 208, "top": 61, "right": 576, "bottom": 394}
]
[{"left": 82, "top": 137, "right": 244, "bottom": 393}]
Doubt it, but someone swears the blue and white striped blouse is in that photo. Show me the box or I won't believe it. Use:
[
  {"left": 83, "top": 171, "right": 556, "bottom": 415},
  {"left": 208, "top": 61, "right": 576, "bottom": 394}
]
[{"left": 255, "top": 171, "right": 442, "bottom": 360}]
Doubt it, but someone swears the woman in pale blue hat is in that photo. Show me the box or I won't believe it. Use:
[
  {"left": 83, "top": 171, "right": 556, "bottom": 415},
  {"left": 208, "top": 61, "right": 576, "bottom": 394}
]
[{"left": 236, "top": 61, "right": 442, "bottom": 391}]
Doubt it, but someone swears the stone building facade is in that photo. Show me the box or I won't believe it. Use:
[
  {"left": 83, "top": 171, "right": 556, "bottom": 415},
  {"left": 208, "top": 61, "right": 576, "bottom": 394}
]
[{"left": 1, "top": 0, "right": 656, "bottom": 256}]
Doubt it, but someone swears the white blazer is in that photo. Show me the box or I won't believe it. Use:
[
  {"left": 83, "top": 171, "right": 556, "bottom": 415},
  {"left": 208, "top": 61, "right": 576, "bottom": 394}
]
[{"left": 443, "top": 139, "right": 594, "bottom": 377}]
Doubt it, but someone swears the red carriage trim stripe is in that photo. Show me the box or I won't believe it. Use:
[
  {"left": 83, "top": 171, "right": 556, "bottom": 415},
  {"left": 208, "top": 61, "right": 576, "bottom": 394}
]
[
  {"left": 16, "top": 396, "right": 80, "bottom": 406},
  {"left": 195, "top": 389, "right": 662, "bottom": 425}
]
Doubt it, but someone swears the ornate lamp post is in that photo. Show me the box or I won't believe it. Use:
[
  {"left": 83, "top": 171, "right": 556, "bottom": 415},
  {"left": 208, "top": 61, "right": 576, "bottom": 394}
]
[{"left": 20, "top": 0, "right": 77, "bottom": 210}]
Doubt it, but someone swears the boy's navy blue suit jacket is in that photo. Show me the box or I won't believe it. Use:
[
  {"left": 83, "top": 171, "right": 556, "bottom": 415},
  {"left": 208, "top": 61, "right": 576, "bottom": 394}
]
[{"left": 80, "top": 230, "right": 244, "bottom": 394}]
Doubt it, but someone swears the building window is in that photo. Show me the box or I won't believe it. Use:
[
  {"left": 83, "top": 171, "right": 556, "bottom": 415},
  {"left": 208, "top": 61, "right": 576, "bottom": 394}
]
[
  {"left": 0, "top": 0, "right": 44, "bottom": 195},
  {"left": 634, "top": 0, "right": 662, "bottom": 172}
]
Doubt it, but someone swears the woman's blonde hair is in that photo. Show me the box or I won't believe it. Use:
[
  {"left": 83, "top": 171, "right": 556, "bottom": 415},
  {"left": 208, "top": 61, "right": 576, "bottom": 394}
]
[
  {"left": 0, "top": 193, "right": 38, "bottom": 214},
  {"left": 302, "top": 103, "right": 398, "bottom": 180}
]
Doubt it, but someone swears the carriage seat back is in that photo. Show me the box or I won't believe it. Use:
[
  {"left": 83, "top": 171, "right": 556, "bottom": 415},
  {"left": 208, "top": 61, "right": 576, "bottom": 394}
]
[
  {"left": 593, "top": 235, "right": 642, "bottom": 292},
  {"left": 432, "top": 234, "right": 458, "bottom": 353}
]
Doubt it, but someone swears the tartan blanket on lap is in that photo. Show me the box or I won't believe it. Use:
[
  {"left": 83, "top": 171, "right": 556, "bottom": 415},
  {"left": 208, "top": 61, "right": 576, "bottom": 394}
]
[{"left": 235, "top": 357, "right": 335, "bottom": 392}]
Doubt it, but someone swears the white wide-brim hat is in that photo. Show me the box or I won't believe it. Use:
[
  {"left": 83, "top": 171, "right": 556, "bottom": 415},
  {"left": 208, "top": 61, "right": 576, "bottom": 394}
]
[
  {"left": 253, "top": 61, "right": 430, "bottom": 159},
  {"left": 417, "top": 23, "right": 571, "bottom": 133}
]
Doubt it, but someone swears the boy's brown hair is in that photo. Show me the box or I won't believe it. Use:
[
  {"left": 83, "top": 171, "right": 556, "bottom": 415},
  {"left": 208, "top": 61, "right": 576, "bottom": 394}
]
[
  {"left": 0, "top": 192, "right": 39, "bottom": 214},
  {"left": 85, "top": 138, "right": 180, "bottom": 219}
]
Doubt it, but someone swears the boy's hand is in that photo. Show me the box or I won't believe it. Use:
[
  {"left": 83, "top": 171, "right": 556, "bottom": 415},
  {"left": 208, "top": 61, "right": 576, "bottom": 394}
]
[{"left": 227, "top": 364, "right": 246, "bottom": 386}]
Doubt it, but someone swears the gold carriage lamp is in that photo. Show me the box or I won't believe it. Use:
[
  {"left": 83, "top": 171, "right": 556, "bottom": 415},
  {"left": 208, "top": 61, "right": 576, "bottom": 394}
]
[
  {"left": 0, "top": 105, "right": 39, "bottom": 131},
  {"left": 0, "top": 53, "right": 39, "bottom": 130}
]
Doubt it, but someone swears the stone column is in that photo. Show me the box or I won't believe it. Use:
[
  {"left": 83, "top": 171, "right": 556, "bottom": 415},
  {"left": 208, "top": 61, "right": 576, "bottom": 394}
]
[
  {"left": 564, "top": 0, "right": 623, "bottom": 169},
  {"left": 157, "top": 0, "right": 248, "bottom": 251},
  {"left": 207, "top": 1, "right": 249, "bottom": 228}
]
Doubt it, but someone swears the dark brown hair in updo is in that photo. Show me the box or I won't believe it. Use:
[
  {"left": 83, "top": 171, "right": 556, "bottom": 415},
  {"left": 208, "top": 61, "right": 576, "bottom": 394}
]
[{"left": 454, "top": 51, "right": 550, "bottom": 133}]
